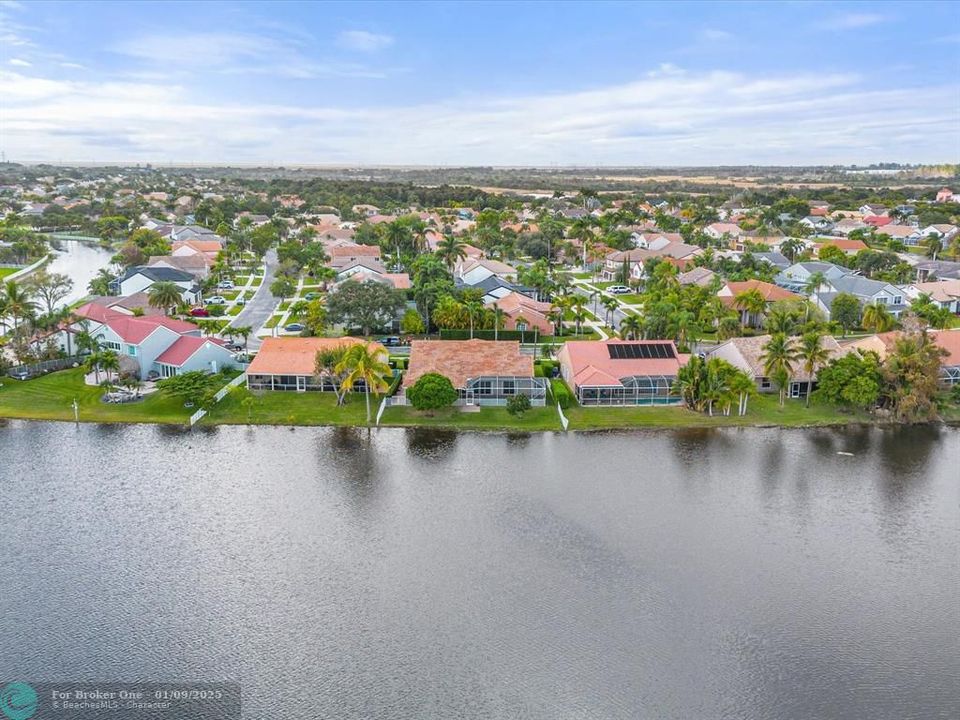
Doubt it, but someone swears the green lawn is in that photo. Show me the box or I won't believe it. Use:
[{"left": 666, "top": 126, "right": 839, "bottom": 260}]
[
  {"left": 381, "top": 404, "right": 562, "bottom": 431},
  {"left": 228, "top": 305, "right": 243, "bottom": 316},
  {"left": 564, "top": 394, "right": 870, "bottom": 430},
  {"left": 233, "top": 275, "right": 250, "bottom": 286},
  {"left": 0, "top": 267, "right": 22, "bottom": 279},
  {"left": 615, "top": 293, "right": 644, "bottom": 305},
  {"left": 251, "top": 276, "right": 263, "bottom": 287},
  {"left": 203, "top": 387, "right": 378, "bottom": 426},
  {"left": 278, "top": 301, "right": 291, "bottom": 311},
  {"left": 264, "top": 315, "right": 282, "bottom": 329},
  {"left": 0, "top": 368, "right": 194, "bottom": 424},
  {"left": 220, "top": 290, "right": 240, "bottom": 301}
]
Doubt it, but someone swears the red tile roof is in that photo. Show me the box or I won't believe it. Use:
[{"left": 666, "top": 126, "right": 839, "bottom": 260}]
[
  {"left": 403, "top": 339, "right": 533, "bottom": 389},
  {"left": 74, "top": 304, "right": 200, "bottom": 343},
  {"left": 863, "top": 215, "right": 893, "bottom": 227},
  {"left": 718, "top": 280, "right": 801, "bottom": 306},
  {"left": 558, "top": 340, "right": 688, "bottom": 388},
  {"left": 155, "top": 336, "right": 229, "bottom": 366},
  {"left": 247, "top": 337, "right": 385, "bottom": 376}
]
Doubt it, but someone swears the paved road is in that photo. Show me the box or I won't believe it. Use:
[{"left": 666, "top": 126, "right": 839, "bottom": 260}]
[
  {"left": 572, "top": 283, "right": 632, "bottom": 332},
  {"left": 229, "top": 249, "right": 279, "bottom": 351}
]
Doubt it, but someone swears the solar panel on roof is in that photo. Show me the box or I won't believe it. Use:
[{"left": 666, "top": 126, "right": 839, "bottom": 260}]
[{"left": 607, "top": 343, "right": 676, "bottom": 360}]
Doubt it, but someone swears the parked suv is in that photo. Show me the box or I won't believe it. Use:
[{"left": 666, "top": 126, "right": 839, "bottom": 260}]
[{"left": 607, "top": 285, "right": 631, "bottom": 295}]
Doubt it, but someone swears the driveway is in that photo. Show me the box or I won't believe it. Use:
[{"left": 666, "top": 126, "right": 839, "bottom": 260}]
[
  {"left": 228, "top": 249, "right": 279, "bottom": 351},
  {"left": 572, "top": 281, "right": 632, "bottom": 332}
]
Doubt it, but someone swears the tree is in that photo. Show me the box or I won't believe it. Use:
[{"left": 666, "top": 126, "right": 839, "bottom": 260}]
[
  {"left": 619, "top": 314, "right": 642, "bottom": 340},
  {"left": 315, "top": 344, "right": 351, "bottom": 406},
  {"left": 302, "top": 301, "right": 327, "bottom": 336},
  {"left": 88, "top": 268, "right": 115, "bottom": 296},
  {"left": 436, "top": 235, "right": 468, "bottom": 270},
  {"left": 231, "top": 325, "right": 253, "bottom": 351},
  {"left": 326, "top": 280, "right": 406, "bottom": 336},
  {"left": 882, "top": 323, "right": 947, "bottom": 422},
  {"left": 98, "top": 350, "right": 120, "bottom": 383},
  {"left": 818, "top": 244, "right": 848, "bottom": 266},
  {"left": 814, "top": 351, "right": 882, "bottom": 411},
  {"left": 734, "top": 288, "right": 766, "bottom": 328},
  {"left": 491, "top": 302, "right": 506, "bottom": 340},
  {"left": 148, "top": 281, "right": 183, "bottom": 316},
  {"left": 157, "top": 370, "right": 221, "bottom": 408},
  {"left": 797, "top": 331, "right": 831, "bottom": 407},
  {"left": 1, "top": 280, "right": 37, "bottom": 335},
  {"left": 464, "top": 298, "right": 484, "bottom": 339},
  {"left": 26, "top": 269, "right": 73, "bottom": 315},
  {"left": 400, "top": 308, "right": 425, "bottom": 335},
  {"left": 336, "top": 342, "right": 393, "bottom": 424},
  {"left": 506, "top": 393, "right": 531, "bottom": 417},
  {"left": 269, "top": 276, "right": 295, "bottom": 299},
  {"left": 862, "top": 302, "right": 896, "bottom": 333},
  {"left": 805, "top": 271, "right": 827, "bottom": 310},
  {"left": 830, "top": 293, "right": 862, "bottom": 336},
  {"left": 406, "top": 372, "right": 458, "bottom": 414},
  {"left": 760, "top": 332, "right": 799, "bottom": 405}
]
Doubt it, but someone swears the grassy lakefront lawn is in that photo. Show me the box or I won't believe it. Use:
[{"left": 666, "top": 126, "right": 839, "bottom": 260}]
[
  {"left": 380, "top": 404, "right": 562, "bottom": 431},
  {"left": 203, "top": 387, "right": 375, "bottom": 426},
  {"left": 0, "top": 267, "right": 22, "bottom": 279},
  {"left": 0, "top": 368, "right": 194, "bottom": 424}
]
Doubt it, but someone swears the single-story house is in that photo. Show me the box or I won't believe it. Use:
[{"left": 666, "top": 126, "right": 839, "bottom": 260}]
[
  {"left": 847, "top": 329, "right": 960, "bottom": 386},
  {"left": 455, "top": 274, "right": 537, "bottom": 304},
  {"left": 677, "top": 266, "right": 718, "bottom": 287},
  {"left": 709, "top": 334, "right": 848, "bottom": 398},
  {"left": 147, "top": 254, "right": 213, "bottom": 278},
  {"left": 329, "top": 244, "right": 382, "bottom": 269},
  {"left": 704, "top": 222, "right": 744, "bottom": 241},
  {"left": 488, "top": 291, "right": 554, "bottom": 335},
  {"left": 557, "top": 339, "right": 688, "bottom": 406},
  {"left": 875, "top": 224, "right": 923, "bottom": 246},
  {"left": 172, "top": 239, "right": 222, "bottom": 259},
  {"left": 775, "top": 261, "right": 852, "bottom": 294},
  {"left": 246, "top": 337, "right": 388, "bottom": 392},
  {"left": 398, "top": 339, "right": 546, "bottom": 406},
  {"left": 717, "top": 280, "right": 802, "bottom": 326},
  {"left": 815, "top": 238, "right": 869, "bottom": 255}
]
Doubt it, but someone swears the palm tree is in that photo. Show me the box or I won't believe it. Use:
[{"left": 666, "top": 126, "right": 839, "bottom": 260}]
[
  {"left": 491, "top": 303, "right": 505, "bottom": 341},
  {"left": 87, "top": 268, "right": 115, "bottom": 296},
  {"left": 619, "top": 314, "right": 642, "bottom": 340},
  {"left": 546, "top": 306, "right": 565, "bottom": 337},
  {"left": 83, "top": 350, "right": 103, "bottom": 384},
  {"left": 436, "top": 235, "right": 468, "bottom": 271},
  {"left": 336, "top": 342, "right": 393, "bottom": 425},
  {"left": 760, "top": 332, "right": 799, "bottom": 406},
  {"left": 764, "top": 305, "right": 797, "bottom": 335},
  {"left": 780, "top": 237, "right": 802, "bottom": 262},
  {"left": 98, "top": 350, "right": 120, "bottom": 383},
  {"left": 728, "top": 370, "right": 756, "bottom": 417},
  {"left": 2, "top": 280, "right": 37, "bottom": 336},
  {"left": 805, "top": 271, "right": 827, "bottom": 317},
  {"left": 232, "top": 325, "right": 253, "bottom": 351},
  {"left": 797, "top": 331, "right": 831, "bottom": 407},
  {"left": 734, "top": 288, "right": 766, "bottom": 328},
  {"left": 464, "top": 298, "right": 484, "bottom": 339},
  {"left": 862, "top": 302, "right": 895, "bottom": 333},
  {"left": 148, "top": 281, "right": 183, "bottom": 316},
  {"left": 572, "top": 306, "right": 588, "bottom": 335},
  {"left": 601, "top": 296, "right": 619, "bottom": 328}
]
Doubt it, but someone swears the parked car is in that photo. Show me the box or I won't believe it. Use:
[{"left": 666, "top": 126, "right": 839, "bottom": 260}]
[
  {"left": 190, "top": 307, "right": 210, "bottom": 317},
  {"left": 206, "top": 296, "right": 226, "bottom": 305},
  {"left": 284, "top": 323, "right": 304, "bottom": 333},
  {"left": 607, "top": 285, "right": 631, "bottom": 295},
  {"left": 379, "top": 336, "right": 401, "bottom": 346},
  {"left": 235, "top": 296, "right": 246, "bottom": 305},
  {"left": 217, "top": 280, "right": 235, "bottom": 289},
  {"left": 304, "top": 291, "right": 321, "bottom": 300},
  {"left": 227, "top": 341, "right": 244, "bottom": 351}
]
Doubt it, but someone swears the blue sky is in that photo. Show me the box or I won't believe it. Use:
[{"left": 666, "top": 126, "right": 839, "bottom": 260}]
[{"left": 2, "top": 0, "right": 958, "bottom": 165}]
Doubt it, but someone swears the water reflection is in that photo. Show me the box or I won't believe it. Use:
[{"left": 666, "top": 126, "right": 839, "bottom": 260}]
[{"left": 404, "top": 427, "right": 458, "bottom": 458}]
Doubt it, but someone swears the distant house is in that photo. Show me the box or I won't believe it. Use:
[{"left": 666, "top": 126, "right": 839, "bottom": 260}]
[
  {"left": 333, "top": 268, "right": 411, "bottom": 290},
  {"left": 329, "top": 244, "right": 383, "bottom": 270},
  {"left": 487, "top": 291, "right": 554, "bottom": 335},
  {"left": 717, "top": 280, "right": 801, "bottom": 326},
  {"left": 335, "top": 258, "right": 388, "bottom": 280},
  {"left": 677, "top": 266, "right": 718, "bottom": 287},
  {"left": 753, "top": 252, "right": 792, "bottom": 271},
  {"left": 557, "top": 339, "right": 688, "bottom": 406},
  {"left": 709, "top": 334, "right": 847, "bottom": 398},
  {"left": 875, "top": 224, "right": 923, "bottom": 246},
  {"left": 455, "top": 258, "right": 518, "bottom": 284},
  {"left": 246, "top": 337, "right": 387, "bottom": 392},
  {"left": 935, "top": 188, "right": 958, "bottom": 204},
  {"left": 111, "top": 266, "right": 202, "bottom": 304},
  {"left": 398, "top": 339, "right": 546, "bottom": 406},
  {"left": 704, "top": 222, "right": 744, "bottom": 241},
  {"left": 847, "top": 329, "right": 960, "bottom": 386},
  {"left": 147, "top": 254, "right": 213, "bottom": 279},
  {"left": 920, "top": 224, "right": 958, "bottom": 241},
  {"left": 455, "top": 274, "right": 535, "bottom": 304},
  {"left": 814, "top": 238, "right": 869, "bottom": 255},
  {"left": 799, "top": 216, "right": 834, "bottom": 233},
  {"left": 171, "top": 239, "right": 222, "bottom": 259},
  {"left": 903, "top": 279, "right": 960, "bottom": 314},
  {"left": 913, "top": 260, "right": 960, "bottom": 283},
  {"left": 66, "top": 303, "right": 235, "bottom": 379},
  {"left": 601, "top": 242, "right": 701, "bottom": 281},
  {"left": 863, "top": 215, "right": 893, "bottom": 228},
  {"left": 818, "top": 275, "right": 907, "bottom": 319},
  {"left": 775, "top": 262, "right": 852, "bottom": 294},
  {"left": 859, "top": 204, "right": 888, "bottom": 216},
  {"left": 832, "top": 218, "right": 868, "bottom": 236}
]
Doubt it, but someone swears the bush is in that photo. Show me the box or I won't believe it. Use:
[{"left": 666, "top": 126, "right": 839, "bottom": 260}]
[
  {"left": 439, "top": 328, "right": 528, "bottom": 341},
  {"left": 551, "top": 378, "right": 573, "bottom": 409},
  {"left": 534, "top": 365, "right": 545, "bottom": 377},
  {"left": 406, "top": 372, "right": 458, "bottom": 412},
  {"left": 207, "top": 304, "right": 226, "bottom": 317},
  {"left": 506, "top": 393, "right": 531, "bottom": 416}
]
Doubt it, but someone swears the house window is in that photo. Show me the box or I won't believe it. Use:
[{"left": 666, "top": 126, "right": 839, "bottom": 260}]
[
  {"left": 103, "top": 341, "right": 121, "bottom": 351},
  {"left": 475, "top": 380, "right": 492, "bottom": 396},
  {"left": 126, "top": 344, "right": 137, "bottom": 356},
  {"left": 894, "top": 296, "right": 902, "bottom": 305},
  {"left": 760, "top": 377, "right": 771, "bottom": 389},
  {"left": 159, "top": 364, "right": 177, "bottom": 378},
  {"left": 875, "top": 297, "right": 887, "bottom": 305},
  {"left": 502, "top": 379, "right": 516, "bottom": 395},
  {"left": 516, "top": 322, "right": 527, "bottom": 332}
]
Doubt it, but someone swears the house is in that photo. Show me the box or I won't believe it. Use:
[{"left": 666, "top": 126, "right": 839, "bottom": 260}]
[
  {"left": 920, "top": 224, "right": 958, "bottom": 241},
  {"left": 147, "top": 254, "right": 213, "bottom": 279},
  {"left": 775, "top": 262, "right": 852, "bottom": 294},
  {"left": 111, "top": 266, "right": 202, "bottom": 304},
  {"left": 875, "top": 224, "right": 923, "bottom": 246},
  {"left": 814, "top": 238, "right": 869, "bottom": 255},
  {"left": 335, "top": 258, "right": 388, "bottom": 280},
  {"left": 753, "top": 252, "right": 792, "bottom": 271},
  {"left": 847, "top": 329, "right": 960, "bottom": 386},
  {"left": 677, "top": 266, "right": 717, "bottom": 287},
  {"left": 709, "top": 334, "right": 847, "bottom": 399},
  {"left": 935, "top": 188, "right": 958, "bottom": 204},
  {"left": 799, "top": 216, "right": 834, "bottom": 233},
  {"left": 455, "top": 258, "right": 518, "bottom": 284},
  {"left": 246, "top": 336, "right": 387, "bottom": 392},
  {"left": 557, "top": 339, "right": 688, "bottom": 406},
  {"left": 863, "top": 215, "right": 893, "bottom": 228},
  {"left": 329, "top": 244, "right": 382, "bottom": 270},
  {"left": 819, "top": 275, "right": 907, "bottom": 319},
  {"left": 488, "top": 291, "right": 554, "bottom": 336},
  {"left": 859, "top": 204, "right": 888, "bottom": 216},
  {"left": 601, "top": 242, "right": 701, "bottom": 281},
  {"left": 832, "top": 218, "right": 868, "bottom": 236},
  {"left": 717, "top": 280, "right": 802, "bottom": 326},
  {"left": 455, "top": 274, "right": 535, "bottom": 304},
  {"left": 334, "top": 269, "right": 411, "bottom": 290},
  {"left": 67, "top": 303, "right": 235, "bottom": 379},
  {"left": 903, "top": 279, "right": 960, "bottom": 313},
  {"left": 398, "top": 339, "right": 546, "bottom": 406},
  {"left": 704, "top": 222, "right": 744, "bottom": 241},
  {"left": 171, "top": 239, "right": 222, "bottom": 259},
  {"left": 351, "top": 204, "right": 380, "bottom": 217},
  {"left": 633, "top": 232, "right": 684, "bottom": 249}
]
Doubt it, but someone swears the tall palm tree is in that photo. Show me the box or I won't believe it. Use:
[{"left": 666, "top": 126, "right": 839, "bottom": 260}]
[
  {"left": 2, "top": 280, "right": 37, "bottom": 336},
  {"left": 491, "top": 303, "right": 505, "bottom": 340},
  {"left": 337, "top": 342, "right": 393, "bottom": 425},
  {"left": 862, "top": 302, "right": 896, "bottom": 333},
  {"left": 436, "top": 235, "right": 468, "bottom": 271},
  {"left": 734, "top": 288, "right": 766, "bottom": 329},
  {"left": 728, "top": 370, "right": 756, "bottom": 417},
  {"left": 83, "top": 350, "right": 103, "bottom": 384},
  {"left": 619, "top": 314, "right": 642, "bottom": 340},
  {"left": 797, "top": 331, "right": 831, "bottom": 407},
  {"left": 148, "top": 281, "right": 183, "bottom": 316},
  {"left": 601, "top": 296, "right": 619, "bottom": 327},
  {"left": 464, "top": 298, "right": 484, "bottom": 339},
  {"left": 805, "top": 271, "right": 827, "bottom": 318},
  {"left": 760, "top": 332, "right": 799, "bottom": 406},
  {"left": 98, "top": 350, "right": 120, "bottom": 383}
]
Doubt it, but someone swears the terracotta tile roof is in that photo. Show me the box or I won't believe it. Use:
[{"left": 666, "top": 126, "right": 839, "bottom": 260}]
[
  {"left": 247, "top": 337, "right": 386, "bottom": 376},
  {"left": 155, "top": 336, "right": 229, "bottom": 367},
  {"left": 718, "top": 280, "right": 801, "bottom": 305},
  {"left": 558, "top": 340, "right": 688, "bottom": 388},
  {"left": 717, "top": 334, "right": 847, "bottom": 382},
  {"left": 172, "top": 239, "right": 222, "bottom": 254},
  {"left": 864, "top": 215, "right": 894, "bottom": 227},
  {"left": 815, "top": 238, "right": 869, "bottom": 252},
  {"left": 931, "top": 329, "right": 960, "bottom": 366},
  {"left": 329, "top": 244, "right": 381, "bottom": 258},
  {"left": 403, "top": 339, "right": 533, "bottom": 389}
]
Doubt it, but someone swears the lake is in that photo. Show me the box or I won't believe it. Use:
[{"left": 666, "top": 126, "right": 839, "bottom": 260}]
[
  {"left": 45, "top": 239, "right": 115, "bottom": 307},
  {"left": 1, "top": 422, "right": 957, "bottom": 719}
]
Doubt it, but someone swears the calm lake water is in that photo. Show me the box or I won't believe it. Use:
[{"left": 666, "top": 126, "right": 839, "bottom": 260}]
[
  {"left": 45, "top": 239, "right": 114, "bottom": 307},
  {"left": 1, "top": 422, "right": 957, "bottom": 719}
]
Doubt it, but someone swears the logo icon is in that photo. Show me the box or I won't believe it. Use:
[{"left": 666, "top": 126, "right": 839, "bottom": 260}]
[{"left": 0, "top": 683, "right": 37, "bottom": 720}]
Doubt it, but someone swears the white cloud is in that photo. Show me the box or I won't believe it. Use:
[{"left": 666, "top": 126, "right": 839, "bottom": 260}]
[
  {"left": 1, "top": 68, "right": 956, "bottom": 165},
  {"left": 336, "top": 30, "right": 394, "bottom": 52},
  {"left": 700, "top": 28, "right": 733, "bottom": 41},
  {"left": 818, "top": 13, "right": 888, "bottom": 31},
  {"left": 58, "top": 62, "right": 85, "bottom": 70},
  {"left": 8, "top": 57, "right": 30, "bottom": 66}
]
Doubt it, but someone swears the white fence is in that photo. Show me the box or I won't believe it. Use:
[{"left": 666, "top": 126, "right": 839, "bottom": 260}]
[
  {"left": 5, "top": 255, "right": 51, "bottom": 283},
  {"left": 188, "top": 373, "right": 247, "bottom": 427}
]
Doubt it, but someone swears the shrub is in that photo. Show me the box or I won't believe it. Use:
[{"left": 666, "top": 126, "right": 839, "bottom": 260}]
[
  {"left": 506, "top": 393, "right": 531, "bottom": 416},
  {"left": 207, "top": 304, "right": 226, "bottom": 317},
  {"left": 551, "top": 378, "right": 573, "bottom": 409},
  {"left": 534, "top": 365, "right": 545, "bottom": 377},
  {"left": 406, "top": 372, "right": 458, "bottom": 412}
]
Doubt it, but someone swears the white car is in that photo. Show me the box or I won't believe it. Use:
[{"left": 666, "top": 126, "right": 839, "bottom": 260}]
[
  {"left": 206, "top": 295, "right": 227, "bottom": 305},
  {"left": 607, "top": 285, "right": 631, "bottom": 295},
  {"left": 217, "top": 280, "right": 235, "bottom": 289}
]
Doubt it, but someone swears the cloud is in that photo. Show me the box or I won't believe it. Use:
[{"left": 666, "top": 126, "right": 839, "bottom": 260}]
[
  {"left": 8, "top": 57, "right": 30, "bottom": 66},
  {"left": 700, "top": 28, "right": 733, "bottom": 41},
  {"left": 58, "top": 62, "right": 85, "bottom": 70},
  {"left": 818, "top": 13, "right": 888, "bottom": 31},
  {"left": 1, "top": 67, "right": 956, "bottom": 166},
  {"left": 336, "top": 30, "right": 394, "bottom": 52}
]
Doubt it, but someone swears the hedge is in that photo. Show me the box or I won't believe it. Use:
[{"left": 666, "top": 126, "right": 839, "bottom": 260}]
[
  {"left": 439, "top": 329, "right": 531, "bottom": 342},
  {"left": 551, "top": 378, "right": 573, "bottom": 409}
]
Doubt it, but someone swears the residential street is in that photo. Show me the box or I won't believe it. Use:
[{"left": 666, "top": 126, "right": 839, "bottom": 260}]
[
  {"left": 229, "top": 249, "right": 279, "bottom": 351},
  {"left": 572, "top": 280, "right": 634, "bottom": 333}
]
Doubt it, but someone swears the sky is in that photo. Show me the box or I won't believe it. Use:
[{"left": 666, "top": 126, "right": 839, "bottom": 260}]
[{"left": 1, "top": 0, "right": 958, "bottom": 166}]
